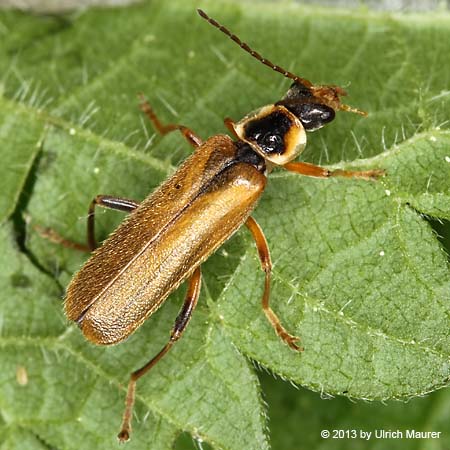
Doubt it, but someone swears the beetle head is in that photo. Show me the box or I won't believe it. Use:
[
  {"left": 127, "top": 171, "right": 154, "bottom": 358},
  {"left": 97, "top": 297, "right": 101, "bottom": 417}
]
[
  {"left": 277, "top": 82, "right": 336, "bottom": 131},
  {"left": 276, "top": 81, "right": 366, "bottom": 132}
]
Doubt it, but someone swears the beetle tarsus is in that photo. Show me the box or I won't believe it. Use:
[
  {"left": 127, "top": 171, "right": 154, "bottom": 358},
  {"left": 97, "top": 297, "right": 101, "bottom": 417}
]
[
  {"left": 284, "top": 162, "right": 386, "bottom": 181},
  {"left": 328, "top": 168, "right": 386, "bottom": 181},
  {"left": 118, "top": 374, "right": 137, "bottom": 443},
  {"left": 281, "top": 332, "right": 303, "bottom": 352},
  {"left": 117, "top": 429, "right": 130, "bottom": 443}
]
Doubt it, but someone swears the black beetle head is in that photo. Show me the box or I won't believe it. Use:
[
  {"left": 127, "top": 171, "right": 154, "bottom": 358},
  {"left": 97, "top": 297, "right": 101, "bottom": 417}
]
[{"left": 277, "top": 81, "right": 366, "bottom": 131}]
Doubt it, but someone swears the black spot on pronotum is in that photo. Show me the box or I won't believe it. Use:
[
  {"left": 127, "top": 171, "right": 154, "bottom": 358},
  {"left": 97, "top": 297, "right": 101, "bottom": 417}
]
[{"left": 244, "top": 110, "right": 292, "bottom": 154}]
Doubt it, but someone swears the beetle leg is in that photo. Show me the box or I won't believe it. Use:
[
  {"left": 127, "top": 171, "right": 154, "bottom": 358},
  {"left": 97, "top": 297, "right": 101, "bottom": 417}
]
[
  {"left": 33, "top": 224, "right": 91, "bottom": 252},
  {"left": 138, "top": 94, "right": 203, "bottom": 147},
  {"left": 283, "top": 161, "right": 385, "bottom": 181},
  {"left": 245, "top": 216, "right": 302, "bottom": 352},
  {"left": 87, "top": 195, "right": 139, "bottom": 251},
  {"left": 224, "top": 117, "right": 240, "bottom": 139},
  {"left": 118, "top": 266, "right": 202, "bottom": 442},
  {"left": 35, "top": 195, "right": 139, "bottom": 252}
]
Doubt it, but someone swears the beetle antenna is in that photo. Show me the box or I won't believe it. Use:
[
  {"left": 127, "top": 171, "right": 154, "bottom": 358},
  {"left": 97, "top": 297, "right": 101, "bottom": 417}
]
[
  {"left": 197, "top": 9, "right": 367, "bottom": 117},
  {"left": 197, "top": 9, "right": 313, "bottom": 88}
]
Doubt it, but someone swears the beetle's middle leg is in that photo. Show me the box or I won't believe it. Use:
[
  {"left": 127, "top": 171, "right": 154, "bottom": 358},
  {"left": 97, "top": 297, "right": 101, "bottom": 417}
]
[
  {"left": 245, "top": 216, "right": 302, "bottom": 352},
  {"left": 35, "top": 195, "right": 139, "bottom": 252},
  {"left": 118, "top": 265, "right": 202, "bottom": 442},
  {"left": 87, "top": 195, "right": 139, "bottom": 250},
  {"left": 138, "top": 94, "right": 203, "bottom": 147}
]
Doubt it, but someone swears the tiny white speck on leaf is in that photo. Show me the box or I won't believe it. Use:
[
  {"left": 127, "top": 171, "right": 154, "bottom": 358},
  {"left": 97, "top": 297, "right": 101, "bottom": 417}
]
[
  {"left": 69, "top": 128, "right": 76, "bottom": 135},
  {"left": 385, "top": 189, "right": 391, "bottom": 196},
  {"left": 429, "top": 136, "right": 437, "bottom": 142},
  {"left": 93, "top": 167, "right": 100, "bottom": 174},
  {"left": 445, "top": 156, "right": 450, "bottom": 163},
  {"left": 379, "top": 250, "right": 385, "bottom": 256},
  {"left": 16, "top": 366, "right": 28, "bottom": 386}
]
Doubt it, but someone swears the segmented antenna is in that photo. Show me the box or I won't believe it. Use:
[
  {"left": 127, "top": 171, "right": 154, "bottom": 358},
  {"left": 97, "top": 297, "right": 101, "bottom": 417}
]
[
  {"left": 197, "top": 9, "right": 313, "bottom": 88},
  {"left": 197, "top": 9, "right": 367, "bottom": 117}
]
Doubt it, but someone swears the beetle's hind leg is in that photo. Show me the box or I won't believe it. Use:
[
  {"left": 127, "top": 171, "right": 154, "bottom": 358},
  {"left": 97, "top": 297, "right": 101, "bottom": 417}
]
[
  {"left": 245, "top": 216, "right": 302, "bottom": 352},
  {"left": 138, "top": 93, "right": 203, "bottom": 147},
  {"left": 118, "top": 265, "right": 202, "bottom": 442}
]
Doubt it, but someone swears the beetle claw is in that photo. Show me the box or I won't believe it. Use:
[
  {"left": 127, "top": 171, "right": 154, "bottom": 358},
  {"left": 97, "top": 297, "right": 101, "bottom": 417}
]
[
  {"left": 117, "top": 430, "right": 130, "bottom": 443},
  {"left": 281, "top": 332, "right": 303, "bottom": 352}
]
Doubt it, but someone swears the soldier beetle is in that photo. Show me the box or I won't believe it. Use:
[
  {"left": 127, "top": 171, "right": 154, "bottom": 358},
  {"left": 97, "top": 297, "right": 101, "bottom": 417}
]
[{"left": 55, "top": 9, "right": 385, "bottom": 441}]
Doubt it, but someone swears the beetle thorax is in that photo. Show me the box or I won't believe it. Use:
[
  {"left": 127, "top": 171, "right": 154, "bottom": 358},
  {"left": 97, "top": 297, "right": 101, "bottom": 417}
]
[{"left": 231, "top": 104, "right": 307, "bottom": 165}]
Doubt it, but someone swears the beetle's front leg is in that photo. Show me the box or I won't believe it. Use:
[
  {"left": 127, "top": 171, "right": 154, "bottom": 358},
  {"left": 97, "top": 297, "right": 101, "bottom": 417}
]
[
  {"left": 139, "top": 94, "right": 203, "bottom": 148},
  {"left": 245, "top": 216, "right": 302, "bottom": 352},
  {"left": 284, "top": 161, "right": 385, "bottom": 181}
]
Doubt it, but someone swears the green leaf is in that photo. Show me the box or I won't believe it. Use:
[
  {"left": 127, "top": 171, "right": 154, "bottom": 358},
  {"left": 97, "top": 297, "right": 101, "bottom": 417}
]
[
  {"left": 1, "top": 1, "right": 449, "bottom": 449},
  {"left": 217, "top": 131, "right": 450, "bottom": 399},
  {"left": 0, "top": 98, "right": 44, "bottom": 224},
  {"left": 261, "top": 370, "right": 450, "bottom": 450}
]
